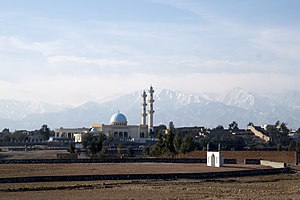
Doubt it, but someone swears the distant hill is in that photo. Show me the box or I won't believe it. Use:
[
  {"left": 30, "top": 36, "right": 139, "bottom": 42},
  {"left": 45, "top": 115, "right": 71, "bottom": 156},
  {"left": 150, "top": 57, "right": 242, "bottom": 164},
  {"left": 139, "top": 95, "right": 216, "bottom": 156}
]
[{"left": 0, "top": 88, "right": 300, "bottom": 130}]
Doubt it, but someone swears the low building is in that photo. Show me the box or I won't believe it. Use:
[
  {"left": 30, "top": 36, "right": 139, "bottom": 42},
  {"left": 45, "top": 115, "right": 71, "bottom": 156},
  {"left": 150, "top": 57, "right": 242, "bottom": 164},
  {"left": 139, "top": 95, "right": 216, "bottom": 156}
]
[{"left": 54, "top": 127, "right": 90, "bottom": 140}]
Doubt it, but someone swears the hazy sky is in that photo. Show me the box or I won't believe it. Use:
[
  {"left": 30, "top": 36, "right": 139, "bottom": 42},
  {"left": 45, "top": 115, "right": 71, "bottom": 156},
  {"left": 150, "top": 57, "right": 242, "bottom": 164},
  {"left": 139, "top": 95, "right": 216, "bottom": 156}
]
[{"left": 1, "top": 0, "right": 299, "bottom": 105}]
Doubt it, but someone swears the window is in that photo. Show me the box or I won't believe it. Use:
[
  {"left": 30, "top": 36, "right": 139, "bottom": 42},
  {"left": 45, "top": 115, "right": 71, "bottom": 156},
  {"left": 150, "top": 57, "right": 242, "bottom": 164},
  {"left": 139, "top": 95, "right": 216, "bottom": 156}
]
[
  {"left": 114, "top": 132, "right": 118, "bottom": 137},
  {"left": 119, "top": 132, "right": 123, "bottom": 138},
  {"left": 124, "top": 132, "right": 128, "bottom": 138},
  {"left": 140, "top": 132, "right": 145, "bottom": 138}
]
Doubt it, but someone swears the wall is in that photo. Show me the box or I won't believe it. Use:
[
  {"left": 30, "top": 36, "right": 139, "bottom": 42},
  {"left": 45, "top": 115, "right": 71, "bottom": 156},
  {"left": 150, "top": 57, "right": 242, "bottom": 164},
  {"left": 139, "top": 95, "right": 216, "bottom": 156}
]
[
  {"left": 170, "top": 151, "right": 299, "bottom": 165},
  {"left": 260, "top": 160, "right": 286, "bottom": 168}
]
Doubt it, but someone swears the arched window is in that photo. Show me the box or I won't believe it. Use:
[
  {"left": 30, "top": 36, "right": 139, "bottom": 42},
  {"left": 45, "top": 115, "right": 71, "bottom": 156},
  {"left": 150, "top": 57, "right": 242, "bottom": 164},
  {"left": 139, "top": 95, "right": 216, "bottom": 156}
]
[
  {"left": 140, "top": 132, "right": 145, "bottom": 138},
  {"left": 114, "top": 132, "right": 118, "bottom": 137},
  {"left": 119, "top": 132, "right": 123, "bottom": 138},
  {"left": 124, "top": 132, "right": 128, "bottom": 138}
]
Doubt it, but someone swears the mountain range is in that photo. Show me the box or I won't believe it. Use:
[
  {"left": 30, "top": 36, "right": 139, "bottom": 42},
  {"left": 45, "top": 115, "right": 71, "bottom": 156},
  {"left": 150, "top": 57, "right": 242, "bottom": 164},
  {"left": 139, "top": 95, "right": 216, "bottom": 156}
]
[{"left": 1, "top": 88, "right": 300, "bottom": 131}]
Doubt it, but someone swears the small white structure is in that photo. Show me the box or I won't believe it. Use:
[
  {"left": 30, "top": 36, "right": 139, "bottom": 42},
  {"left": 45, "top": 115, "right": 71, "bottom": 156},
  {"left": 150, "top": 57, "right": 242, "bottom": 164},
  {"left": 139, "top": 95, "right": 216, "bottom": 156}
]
[
  {"left": 207, "top": 143, "right": 224, "bottom": 167},
  {"left": 207, "top": 151, "right": 224, "bottom": 167}
]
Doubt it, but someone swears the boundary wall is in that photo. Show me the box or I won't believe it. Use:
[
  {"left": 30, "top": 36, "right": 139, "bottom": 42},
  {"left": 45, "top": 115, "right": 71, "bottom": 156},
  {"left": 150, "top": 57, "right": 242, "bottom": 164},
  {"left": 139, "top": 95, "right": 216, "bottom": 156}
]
[
  {"left": 170, "top": 151, "right": 299, "bottom": 165},
  {"left": 0, "top": 168, "right": 292, "bottom": 183}
]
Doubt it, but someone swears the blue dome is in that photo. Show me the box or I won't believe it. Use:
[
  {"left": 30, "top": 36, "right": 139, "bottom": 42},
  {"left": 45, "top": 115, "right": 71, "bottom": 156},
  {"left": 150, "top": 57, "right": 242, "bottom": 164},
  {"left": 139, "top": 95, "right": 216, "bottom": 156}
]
[
  {"left": 109, "top": 112, "right": 128, "bottom": 125},
  {"left": 90, "top": 128, "right": 98, "bottom": 133}
]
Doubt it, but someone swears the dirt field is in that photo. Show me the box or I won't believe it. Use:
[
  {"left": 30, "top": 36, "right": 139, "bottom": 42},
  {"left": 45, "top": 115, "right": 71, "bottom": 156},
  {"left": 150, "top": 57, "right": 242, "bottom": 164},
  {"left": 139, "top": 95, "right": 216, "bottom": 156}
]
[
  {"left": 0, "top": 163, "right": 268, "bottom": 178},
  {"left": 0, "top": 148, "right": 68, "bottom": 159},
  {"left": 0, "top": 173, "right": 299, "bottom": 200},
  {"left": 0, "top": 150, "right": 299, "bottom": 199}
]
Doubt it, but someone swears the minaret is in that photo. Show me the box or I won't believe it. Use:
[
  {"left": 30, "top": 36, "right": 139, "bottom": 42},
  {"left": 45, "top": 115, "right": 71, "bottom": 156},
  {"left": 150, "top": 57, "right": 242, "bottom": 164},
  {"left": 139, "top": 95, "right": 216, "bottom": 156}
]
[
  {"left": 141, "top": 90, "right": 147, "bottom": 125},
  {"left": 148, "top": 86, "right": 155, "bottom": 131}
]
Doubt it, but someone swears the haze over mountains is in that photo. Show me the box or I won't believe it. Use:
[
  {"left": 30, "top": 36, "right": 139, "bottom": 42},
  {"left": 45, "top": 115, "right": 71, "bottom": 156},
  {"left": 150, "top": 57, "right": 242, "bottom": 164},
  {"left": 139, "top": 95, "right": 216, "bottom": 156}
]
[{"left": 1, "top": 88, "right": 300, "bottom": 130}]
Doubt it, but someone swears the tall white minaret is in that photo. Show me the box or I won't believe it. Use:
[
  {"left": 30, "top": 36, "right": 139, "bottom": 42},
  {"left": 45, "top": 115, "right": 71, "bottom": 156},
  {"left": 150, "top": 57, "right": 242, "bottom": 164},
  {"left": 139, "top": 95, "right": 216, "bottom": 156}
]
[
  {"left": 148, "top": 86, "right": 155, "bottom": 131},
  {"left": 141, "top": 90, "right": 147, "bottom": 125}
]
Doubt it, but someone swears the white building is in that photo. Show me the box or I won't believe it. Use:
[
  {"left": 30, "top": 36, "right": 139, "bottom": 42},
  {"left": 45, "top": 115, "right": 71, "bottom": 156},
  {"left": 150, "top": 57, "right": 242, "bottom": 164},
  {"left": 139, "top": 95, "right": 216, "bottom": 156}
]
[
  {"left": 75, "top": 86, "right": 155, "bottom": 144},
  {"left": 207, "top": 151, "right": 224, "bottom": 167},
  {"left": 54, "top": 127, "right": 90, "bottom": 139},
  {"left": 89, "top": 111, "right": 149, "bottom": 143},
  {"left": 207, "top": 144, "right": 224, "bottom": 167}
]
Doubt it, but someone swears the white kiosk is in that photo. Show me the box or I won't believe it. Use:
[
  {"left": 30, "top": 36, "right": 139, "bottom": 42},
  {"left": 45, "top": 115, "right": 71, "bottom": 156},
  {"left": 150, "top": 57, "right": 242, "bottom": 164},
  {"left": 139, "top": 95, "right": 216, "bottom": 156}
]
[{"left": 207, "top": 143, "right": 224, "bottom": 167}]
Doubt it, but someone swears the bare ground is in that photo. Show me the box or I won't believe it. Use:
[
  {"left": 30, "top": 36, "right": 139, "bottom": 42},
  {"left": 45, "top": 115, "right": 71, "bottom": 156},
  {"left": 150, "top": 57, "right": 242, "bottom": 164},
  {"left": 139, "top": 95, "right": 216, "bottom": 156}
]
[
  {"left": 0, "top": 173, "right": 299, "bottom": 200},
  {"left": 0, "top": 149, "right": 299, "bottom": 199},
  {"left": 0, "top": 163, "right": 268, "bottom": 178}
]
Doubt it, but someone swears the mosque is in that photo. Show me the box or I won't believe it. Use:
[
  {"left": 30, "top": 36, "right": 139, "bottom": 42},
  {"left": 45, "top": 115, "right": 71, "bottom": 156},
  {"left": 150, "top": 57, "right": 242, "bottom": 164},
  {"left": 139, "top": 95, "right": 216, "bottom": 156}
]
[{"left": 75, "top": 86, "right": 155, "bottom": 144}]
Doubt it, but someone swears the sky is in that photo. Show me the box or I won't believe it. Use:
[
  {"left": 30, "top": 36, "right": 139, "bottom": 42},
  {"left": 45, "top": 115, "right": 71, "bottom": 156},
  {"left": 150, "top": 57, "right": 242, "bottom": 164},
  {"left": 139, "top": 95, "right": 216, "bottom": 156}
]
[{"left": 0, "top": 0, "right": 300, "bottom": 105}]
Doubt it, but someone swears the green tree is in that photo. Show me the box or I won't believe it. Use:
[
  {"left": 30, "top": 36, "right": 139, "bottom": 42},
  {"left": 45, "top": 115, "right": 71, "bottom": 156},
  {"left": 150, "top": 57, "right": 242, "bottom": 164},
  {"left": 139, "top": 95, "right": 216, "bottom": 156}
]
[
  {"left": 275, "top": 120, "right": 281, "bottom": 128},
  {"left": 38, "top": 124, "right": 50, "bottom": 140},
  {"left": 165, "top": 129, "right": 175, "bottom": 154},
  {"left": 156, "top": 132, "right": 165, "bottom": 155},
  {"left": 229, "top": 121, "right": 239, "bottom": 131},
  {"left": 288, "top": 140, "right": 295, "bottom": 151},
  {"left": 89, "top": 140, "right": 97, "bottom": 154},
  {"left": 280, "top": 122, "right": 289, "bottom": 134},
  {"left": 173, "top": 131, "right": 182, "bottom": 154},
  {"left": 215, "top": 125, "right": 224, "bottom": 130},
  {"left": 117, "top": 144, "right": 123, "bottom": 158},
  {"left": 150, "top": 144, "right": 161, "bottom": 157},
  {"left": 127, "top": 146, "right": 134, "bottom": 157},
  {"left": 0, "top": 134, "right": 11, "bottom": 142},
  {"left": 181, "top": 134, "right": 194, "bottom": 154},
  {"left": 142, "top": 146, "right": 150, "bottom": 156},
  {"left": 96, "top": 133, "right": 103, "bottom": 153},
  {"left": 13, "top": 132, "right": 28, "bottom": 142},
  {"left": 296, "top": 142, "right": 300, "bottom": 152},
  {"left": 67, "top": 142, "right": 76, "bottom": 154},
  {"left": 277, "top": 143, "right": 282, "bottom": 151}
]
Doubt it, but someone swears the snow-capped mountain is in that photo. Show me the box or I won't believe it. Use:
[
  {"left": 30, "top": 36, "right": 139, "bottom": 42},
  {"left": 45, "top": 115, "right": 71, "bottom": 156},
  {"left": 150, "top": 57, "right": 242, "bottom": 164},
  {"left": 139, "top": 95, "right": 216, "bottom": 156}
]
[
  {"left": 0, "top": 100, "right": 69, "bottom": 119},
  {"left": 0, "top": 88, "right": 300, "bottom": 130}
]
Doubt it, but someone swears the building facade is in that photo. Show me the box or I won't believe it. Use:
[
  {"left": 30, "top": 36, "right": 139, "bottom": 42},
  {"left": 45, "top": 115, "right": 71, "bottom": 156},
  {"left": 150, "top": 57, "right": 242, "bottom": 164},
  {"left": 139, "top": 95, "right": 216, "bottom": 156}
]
[{"left": 75, "top": 86, "right": 155, "bottom": 144}]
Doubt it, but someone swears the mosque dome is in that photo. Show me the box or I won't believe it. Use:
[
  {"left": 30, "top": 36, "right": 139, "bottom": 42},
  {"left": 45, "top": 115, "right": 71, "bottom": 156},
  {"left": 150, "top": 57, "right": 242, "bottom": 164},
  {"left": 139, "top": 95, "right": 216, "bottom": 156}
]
[
  {"left": 109, "top": 112, "right": 128, "bottom": 125},
  {"left": 90, "top": 127, "right": 98, "bottom": 133}
]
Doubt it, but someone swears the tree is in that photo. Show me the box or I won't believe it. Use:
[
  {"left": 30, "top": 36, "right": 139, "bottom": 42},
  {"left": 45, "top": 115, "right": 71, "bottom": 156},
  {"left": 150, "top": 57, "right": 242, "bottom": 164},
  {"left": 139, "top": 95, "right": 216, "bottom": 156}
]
[
  {"left": 165, "top": 129, "right": 175, "bottom": 154},
  {"left": 180, "top": 135, "right": 194, "bottom": 154},
  {"left": 13, "top": 132, "right": 28, "bottom": 142},
  {"left": 67, "top": 142, "right": 75, "bottom": 154},
  {"left": 127, "top": 146, "right": 134, "bottom": 157},
  {"left": 142, "top": 146, "right": 150, "bottom": 156},
  {"left": 296, "top": 142, "right": 300, "bottom": 152},
  {"left": 38, "top": 124, "right": 50, "bottom": 140},
  {"left": 156, "top": 132, "right": 165, "bottom": 155},
  {"left": 277, "top": 143, "right": 282, "bottom": 151},
  {"left": 229, "top": 121, "right": 239, "bottom": 131},
  {"left": 2, "top": 128, "right": 9, "bottom": 134},
  {"left": 173, "top": 131, "right": 182, "bottom": 154},
  {"left": 280, "top": 123, "right": 289, "bottom": 134},
  {"left": 215, "top": 125, "right": 224, "bottom": 130},
  {"left": 288, "top": 140, "right": 295, "bottom": 151},
  {"left": 150, "top": 144, "right": 161, "bottom": 157},
  {"left": 117, "top": 144, "right": 123, "bottom": 158},
  {"left": 96, "top": 133, "right": 103, "bottom": 153},
  {"left": 248, "top": 122, "right": 254, "bottom": 126},
  {"left": 89, "top": 140, "right": 97, "bottom": 154}
]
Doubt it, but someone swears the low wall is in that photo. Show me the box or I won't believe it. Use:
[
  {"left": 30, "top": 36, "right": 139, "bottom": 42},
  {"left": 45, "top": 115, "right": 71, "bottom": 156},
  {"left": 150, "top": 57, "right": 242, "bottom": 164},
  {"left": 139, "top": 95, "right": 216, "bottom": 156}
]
[
  {"left": 260, "top": 160, "right": 287, "bottom": 168},
  {"left": 244, "top": 159, "right": 261, "bottom": 165},
  {"left": 0, "top": 158, "right": 206, "bottom": 164},
  {"left": 56, "top": 153, "right": 78, "bottom": 160},
  {"left": 171, "top": 151, "right": 299, "bottom": 165},
  {"left": 0, "top": 168, "right": 292, "bottom": 183}
]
